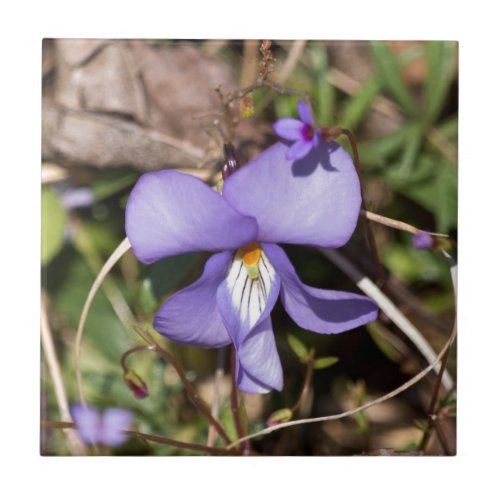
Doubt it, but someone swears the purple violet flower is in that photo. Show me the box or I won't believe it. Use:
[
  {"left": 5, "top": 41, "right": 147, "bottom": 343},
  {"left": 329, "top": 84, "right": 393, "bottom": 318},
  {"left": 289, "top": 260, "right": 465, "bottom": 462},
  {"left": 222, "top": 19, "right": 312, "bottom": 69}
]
[
  {"left": 125, "top": 141, "right": 378, "bottom": 394},
  {"left": 273, "top": 100, "right": 321, "bottom": 160},
  {"left": 413, "top": 231, "right": 434, "bottom": 250},
  {"left": 70, "top": 405, "right": 133, "bottom": 447}
]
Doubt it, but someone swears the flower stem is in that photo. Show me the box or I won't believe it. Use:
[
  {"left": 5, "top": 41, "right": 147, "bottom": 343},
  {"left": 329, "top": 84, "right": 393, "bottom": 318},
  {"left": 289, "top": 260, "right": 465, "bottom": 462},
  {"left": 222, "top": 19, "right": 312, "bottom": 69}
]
[
  {"left": 230, "top": 348, "right": 249, "bottom": 453},
  {"left": 42, "top": 420, "right": 238, "bottom": 456},
  {"left": 341, "top": 128, "right": 386, "bottom": 288},
  {"left": 122, "top": 340, "right": 232, "bottom": 445},
  {"left": 417, "top": 342, "right": 453, "bottom": 453},
  {"left": 290, "top": 349, "right": 315, "bottom": 416}
]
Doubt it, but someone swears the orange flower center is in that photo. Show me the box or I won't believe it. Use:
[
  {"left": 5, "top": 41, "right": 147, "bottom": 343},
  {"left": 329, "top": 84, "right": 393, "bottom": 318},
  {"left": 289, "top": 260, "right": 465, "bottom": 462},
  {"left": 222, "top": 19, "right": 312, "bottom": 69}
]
[{"left": 238, "top": 241, "right": 262, "bottom": 266}]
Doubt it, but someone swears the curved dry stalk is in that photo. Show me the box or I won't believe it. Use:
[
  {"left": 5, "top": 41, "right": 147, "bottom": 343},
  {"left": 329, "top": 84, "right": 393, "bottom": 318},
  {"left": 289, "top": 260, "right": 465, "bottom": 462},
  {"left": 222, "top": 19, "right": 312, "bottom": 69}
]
[
  {"left": 361, "top": 210, "right": 449, "bottom": 238},
  {"left": 319, "top": 248, "right": 454, "bottom": 390},
  {"left": 227, "top": 320, "right": 456, "bottom": 450},
  {"left": 41, "top": 290, "right": 86, "bottom": 455},
  {"left": 75, "top": 237, "right": 132, "bottom": 406}
]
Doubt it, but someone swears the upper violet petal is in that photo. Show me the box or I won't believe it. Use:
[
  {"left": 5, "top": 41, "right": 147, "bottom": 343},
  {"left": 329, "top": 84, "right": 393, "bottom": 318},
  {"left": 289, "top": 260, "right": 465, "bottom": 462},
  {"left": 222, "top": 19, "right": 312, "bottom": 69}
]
[
  {"left": 154, "top": 252, "right": 233, "bottom": 348},
  {"left": 264, "top": 244, "right": 378, "bottom": 333},
  {"left": 100, "top": 408, "right": 134, "bottom": 448},
  {"left": 297, "top": 100, "right": 315, "bottom": 126},
  {"left": 235, "top": 316, "right": 284, "bottom": 393},
  {"left": 125, "top": 170, "right": 258, "bottom": 264},
  {"left": 272, "top": 118, "right": 305, "bottom": 141},
  {"left": 223, "top": 142, "right": 362, "bottom": 248}
]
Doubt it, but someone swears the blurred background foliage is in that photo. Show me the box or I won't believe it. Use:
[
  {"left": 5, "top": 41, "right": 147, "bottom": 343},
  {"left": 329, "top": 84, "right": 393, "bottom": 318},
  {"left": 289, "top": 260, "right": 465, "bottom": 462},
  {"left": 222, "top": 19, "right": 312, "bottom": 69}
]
[{"left": 41, "top": 40, "right": 457, "bottom": 456}]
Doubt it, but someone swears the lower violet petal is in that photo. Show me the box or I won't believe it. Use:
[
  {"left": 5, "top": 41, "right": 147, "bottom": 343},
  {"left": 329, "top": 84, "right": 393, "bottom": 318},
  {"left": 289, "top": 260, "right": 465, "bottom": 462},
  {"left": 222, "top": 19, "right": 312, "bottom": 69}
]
[
  {"left": 216, "top": 249, "right": 280, "bottom": 347},
  {"left": 286, "top": 139, "right": 313, "bottom": 161},
  {"left": 235, "top": 316, "right": 284, "bottom": 393},
  {"left": 154, "top": 252, "right": 233, "bottom": 348},
  {"left": 264, "top": 244, "right": 378, "bottom": 333}
]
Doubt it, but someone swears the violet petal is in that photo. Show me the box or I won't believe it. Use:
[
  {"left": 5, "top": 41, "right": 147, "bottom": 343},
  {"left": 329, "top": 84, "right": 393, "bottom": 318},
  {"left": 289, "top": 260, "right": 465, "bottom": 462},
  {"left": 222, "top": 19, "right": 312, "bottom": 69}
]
[
  {"left": 70, "top": 404, "right": 101, "bottom": 445},
  {"left": 100, "top": 408, "right": 134, "bottom": 447},
  {"left": 235, "top": 316, "right": 284, "bottom": 393},
  {"left": 286, "top": 139, "right": 313, "bottom": 160},
  {"left": 264, "top": 244, "right": 378, "bottom": 333},
  {"left": 216, "top": 249, "right": 281, "bottom": 348},
  {"left": 125, "top": 170, "right": 258, "bottom": 264},
  {"left": 223, "top": 142, "right": 361, "bottom": 248},
  {"left": 297, "top": 100, "right": 315, "bottom": 126},
  {"left": 154, "top": 251, "right": 233, "bottom": 348},
  {"left": 273, "top": 118, "right": 305, "bottom": 141}
]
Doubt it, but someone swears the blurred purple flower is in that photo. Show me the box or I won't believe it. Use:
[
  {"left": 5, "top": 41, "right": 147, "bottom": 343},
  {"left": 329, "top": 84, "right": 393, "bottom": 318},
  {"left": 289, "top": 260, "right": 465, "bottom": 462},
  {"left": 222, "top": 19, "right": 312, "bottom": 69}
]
[
  {"left": 71, "top": 405, "right": 133, "bottom": 447},
  {"left": 413, "top": 231, "right": 434, "bottom": 250},
  {"left": 273, "top": 100, "right": 321, "bottom": 160},
  {"left": 125, "top": 142, "right": 378, "bottom": 394}
]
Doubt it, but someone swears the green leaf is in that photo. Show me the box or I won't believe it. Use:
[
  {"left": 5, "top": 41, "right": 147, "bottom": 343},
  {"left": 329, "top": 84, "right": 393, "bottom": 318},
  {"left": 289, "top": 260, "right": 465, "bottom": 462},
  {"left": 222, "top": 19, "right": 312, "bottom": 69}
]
[
  {"left": 46, "top": 248, "right": 131, "bottom": 361},
  {"left": 138, "top": 278, "right": 158, "bottom": 314},
  {"left": 380, "top": 154, "right": 458, "bottom": 232},
  {"left": 287, "top": 333, "right": 309, "bottom": 362},
  {"left": 424, "top": 41, "right": 457, "bottom": 126},
  {"left": 267, "top": 408, "right": 293, "bottom": 425},
  {"left": 354, "top": 410, "right": 370, "bottom": 435},
  {"left": 340, "top": 78, "right": 380, "bottom": 130},
  {"left": 382, "top": 242, "right": 450, "bottom": 284},
  {"left": 397, "top": 123, "right": 424, "bottom": 177},
  {"left": 366, "top": 322, "right": 404, "bottom": 364},
  {"left": 370, "top": 41, "right": 418, "bottom": 117},
  {"left": 313, "top": 356, "right": 339, "bottom": 370},
  {"left": 358, "top": 125, "right": 409, "bottom": 167},
  {"left": 41, "top": 187, "right": 67, "bottom": 265},
  {"left": 92, "top": 167, "right": 139, "bottom": 202}
]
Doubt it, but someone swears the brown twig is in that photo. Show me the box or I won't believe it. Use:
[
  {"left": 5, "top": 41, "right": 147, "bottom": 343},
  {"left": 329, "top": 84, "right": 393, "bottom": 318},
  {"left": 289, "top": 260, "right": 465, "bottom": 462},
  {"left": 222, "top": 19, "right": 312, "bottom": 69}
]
[
  {"left": 222, "top": 80, "right": 310, "bottom": 108},
  {"left": 124, "top": 338, "right": 232, "bottom": 446},
  {"left": 323, "top": 127, "right": 386, "bottom": 287}
]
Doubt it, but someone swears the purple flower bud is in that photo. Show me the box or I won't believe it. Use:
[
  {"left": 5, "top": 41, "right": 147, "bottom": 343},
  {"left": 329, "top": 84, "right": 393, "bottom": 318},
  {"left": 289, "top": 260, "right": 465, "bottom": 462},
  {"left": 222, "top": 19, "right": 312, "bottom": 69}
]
[
  {"left": 123, "top": 369, "right": 149, "bottom": 399},
  {"left": 222, "top": 143, "right": 241, "bottom": 180},
  {"left": 413, "top": 231, "right": 434, "bottom": 250}
]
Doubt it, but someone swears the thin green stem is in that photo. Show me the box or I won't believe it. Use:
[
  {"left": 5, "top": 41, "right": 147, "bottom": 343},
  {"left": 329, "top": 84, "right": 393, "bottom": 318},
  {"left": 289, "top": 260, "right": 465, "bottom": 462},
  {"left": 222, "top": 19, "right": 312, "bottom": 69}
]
[
  {"left": 290, "top": 349, "right": 315, "bottom": 415},
  {"left": 230, "top": 347, "right": 249, "bottom": 453}
]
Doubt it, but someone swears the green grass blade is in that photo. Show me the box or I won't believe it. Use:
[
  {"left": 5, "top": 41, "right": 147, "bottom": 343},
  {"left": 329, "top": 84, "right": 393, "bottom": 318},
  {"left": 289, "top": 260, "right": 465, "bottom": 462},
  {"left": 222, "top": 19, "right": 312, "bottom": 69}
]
[
  {"left": 370, "top": 41, "right": 418, "bottom": 118},
  {"left": 340, "top": 78, "right": 380, "bottom": 130},
  {"left": 424, "top": 41, "right": 457, "bottom": 126}
]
